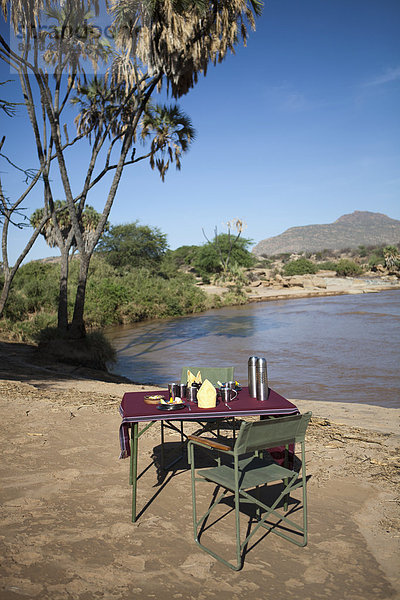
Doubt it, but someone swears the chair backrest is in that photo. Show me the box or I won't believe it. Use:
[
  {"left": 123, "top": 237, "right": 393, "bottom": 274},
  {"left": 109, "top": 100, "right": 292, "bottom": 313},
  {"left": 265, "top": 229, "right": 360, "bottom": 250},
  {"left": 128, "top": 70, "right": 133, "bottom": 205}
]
[
  {"left": 181, "top": 367, "right": 235, "bottom": 388},
  {"left": 234, "top": 412, "right": 312, "bottom": 456}
]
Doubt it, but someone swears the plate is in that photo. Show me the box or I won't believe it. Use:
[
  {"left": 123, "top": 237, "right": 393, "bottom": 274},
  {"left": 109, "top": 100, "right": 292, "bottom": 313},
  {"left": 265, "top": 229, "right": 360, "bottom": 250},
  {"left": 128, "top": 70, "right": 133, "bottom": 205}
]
[
  {"left": 144, "top": 394, "right": 166, "bottom": 405},
  {"left": 157, "top": 402, "right": 186, "bottom": 411}
]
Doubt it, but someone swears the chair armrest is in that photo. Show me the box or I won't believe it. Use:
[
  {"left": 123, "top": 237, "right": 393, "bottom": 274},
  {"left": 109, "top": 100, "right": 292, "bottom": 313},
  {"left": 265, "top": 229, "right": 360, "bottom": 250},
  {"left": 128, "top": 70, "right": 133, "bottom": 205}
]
[{"left": 188, "top": 435, "right": 231, "bottom": 452}]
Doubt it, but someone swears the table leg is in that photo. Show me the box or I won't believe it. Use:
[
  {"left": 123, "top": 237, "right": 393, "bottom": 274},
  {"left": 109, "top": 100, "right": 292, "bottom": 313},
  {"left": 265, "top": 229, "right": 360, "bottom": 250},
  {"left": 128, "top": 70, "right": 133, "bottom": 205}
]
[
  {"left": 161, "top": 420, "right": 165, "bottom": 469},
  {"left": 131, "top": 422, "right": 139, "bottom": 523}
]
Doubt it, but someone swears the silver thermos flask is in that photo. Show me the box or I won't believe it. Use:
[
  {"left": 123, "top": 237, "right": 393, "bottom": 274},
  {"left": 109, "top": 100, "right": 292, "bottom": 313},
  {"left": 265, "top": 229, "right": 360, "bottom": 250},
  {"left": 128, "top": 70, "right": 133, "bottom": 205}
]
[
  {"left": 256, "top": 357, "right": 268, "bottom": 401},
  {"left": 248, "top": 356, "right": 258, "bottom": 398}
]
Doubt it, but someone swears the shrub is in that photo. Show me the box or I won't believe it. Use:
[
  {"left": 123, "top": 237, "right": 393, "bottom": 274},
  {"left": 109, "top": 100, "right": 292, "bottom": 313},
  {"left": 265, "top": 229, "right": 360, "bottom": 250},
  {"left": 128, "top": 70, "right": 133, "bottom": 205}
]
[
  {"left": 368, "top": 252, "right": 385, "bottom": 268},
  {"left": 85, "top": 277, "right": 132, "bottom": 326},
  {"left": 191, "top": 235, "right": 256, "bottom": 277},
  {"left": 282, "top": 258, "right": 318, "bottom": 276},
  {"left": 335, "top": 259, "right": 363, "bottom": 277},
  {"left": 316, "top": 261, "right": 338, "bottom": 271},
  {"left": 12, "top": 262, "right": 60, "bottom": 313}
]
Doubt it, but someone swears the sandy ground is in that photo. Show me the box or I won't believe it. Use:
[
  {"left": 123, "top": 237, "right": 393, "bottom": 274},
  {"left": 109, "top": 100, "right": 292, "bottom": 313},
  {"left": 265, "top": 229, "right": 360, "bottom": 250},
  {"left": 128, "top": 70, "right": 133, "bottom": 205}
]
[{"left": 0, "top": 341, "right": 399, "bottom": 600}]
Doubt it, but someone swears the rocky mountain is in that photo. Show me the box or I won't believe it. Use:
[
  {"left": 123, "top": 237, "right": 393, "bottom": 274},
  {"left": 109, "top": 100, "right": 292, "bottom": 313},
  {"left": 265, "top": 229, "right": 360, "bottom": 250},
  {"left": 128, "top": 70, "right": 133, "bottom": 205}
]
[{"left": 252, "top": 211, "right": 400, "bottom": 256}]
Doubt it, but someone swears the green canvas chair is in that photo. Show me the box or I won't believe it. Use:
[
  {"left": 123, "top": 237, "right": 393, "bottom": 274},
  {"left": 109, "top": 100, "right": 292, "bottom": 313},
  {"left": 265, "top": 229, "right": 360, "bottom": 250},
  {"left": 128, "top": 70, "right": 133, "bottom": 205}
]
[
  {"left": 188, "top": 412, "right": 312, "bottom": 571},
  {"left": 180, "top": 366, "right": 236, "bottom": 439},
  {"left": 180, "top": 366, "right": 235, "bottom": 388}
]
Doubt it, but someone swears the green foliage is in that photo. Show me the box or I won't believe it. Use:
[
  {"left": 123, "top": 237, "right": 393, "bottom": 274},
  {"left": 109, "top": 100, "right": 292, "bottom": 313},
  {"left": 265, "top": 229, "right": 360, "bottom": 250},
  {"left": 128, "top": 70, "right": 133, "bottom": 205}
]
[
  {"left": 76, "top": 257, "right": 212, "bottom": 326},
  {"left": 316, "top": 261, "right": 338, "bottom": 271},
  {"left": 159, "top": 246, "right": 199, "bottom": 278},
  {"left": 192, "top": 235, "right": 256, "bottom": 277},
  {"left": 368, "top": 247, "right": 385, "bottom": 268},
  {"left": 4, "top": 262, "right": 60, "bottom": 319},
  {"left": 334, "top": 259, "right": 363, "bottom": 277},
  {"left": 283, "top": 258, "right": 318, "bottom": 276},
  {"left": 116, "top": 270, "right": 210, "bottom": 323},
  {"left": 383, "top": 245, "right": 400, "bottom": 270},
  {"left": 96, "top": 222, "right": 168, "bottom": 270},
  {"left": 358, "top": 245, "right": 368, "bottom": 258}
]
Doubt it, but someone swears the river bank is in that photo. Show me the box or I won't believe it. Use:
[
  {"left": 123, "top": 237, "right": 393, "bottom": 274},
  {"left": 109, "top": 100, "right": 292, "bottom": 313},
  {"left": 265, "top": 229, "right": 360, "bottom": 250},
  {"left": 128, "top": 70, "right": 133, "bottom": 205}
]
[
  {"left": 201, "top": 272, "right": 400, "bottom": 303},
  {"left": 0, "top": 339, "right": 399, "bottom": 599}
]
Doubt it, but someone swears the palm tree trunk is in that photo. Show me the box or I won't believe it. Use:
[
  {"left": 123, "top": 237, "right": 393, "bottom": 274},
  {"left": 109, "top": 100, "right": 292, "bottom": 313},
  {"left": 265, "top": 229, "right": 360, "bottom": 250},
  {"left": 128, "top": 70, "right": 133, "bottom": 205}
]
[
  {"left": 57, "top": 248, "right": 69, "bottom": 331},
  {"left": 69, "top": 253, "right": 90, "bottom": 338}
]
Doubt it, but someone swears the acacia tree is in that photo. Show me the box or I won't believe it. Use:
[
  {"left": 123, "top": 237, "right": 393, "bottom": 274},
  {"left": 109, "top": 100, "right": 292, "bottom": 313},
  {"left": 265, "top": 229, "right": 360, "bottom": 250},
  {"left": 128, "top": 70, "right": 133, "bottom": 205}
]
[
  {"left": 1, "top": 0, "right": 262, "bottom": 337},
  {"left": 96, "top": 221, "right": 168, "bottom": 270}
]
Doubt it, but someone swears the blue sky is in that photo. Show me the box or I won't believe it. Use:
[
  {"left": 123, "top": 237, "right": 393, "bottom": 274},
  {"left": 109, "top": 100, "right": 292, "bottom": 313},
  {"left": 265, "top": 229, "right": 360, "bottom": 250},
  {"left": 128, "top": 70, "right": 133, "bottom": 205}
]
[{"left": 1, "top": 0, "right": 400, "bottom": 264}]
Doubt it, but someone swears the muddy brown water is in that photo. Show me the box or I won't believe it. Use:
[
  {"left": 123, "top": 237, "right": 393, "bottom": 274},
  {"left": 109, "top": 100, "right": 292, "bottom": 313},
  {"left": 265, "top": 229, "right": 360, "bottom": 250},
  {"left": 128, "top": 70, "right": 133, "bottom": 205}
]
[{"left": 105, "top": 290, "right": 400, "bottom": 408}]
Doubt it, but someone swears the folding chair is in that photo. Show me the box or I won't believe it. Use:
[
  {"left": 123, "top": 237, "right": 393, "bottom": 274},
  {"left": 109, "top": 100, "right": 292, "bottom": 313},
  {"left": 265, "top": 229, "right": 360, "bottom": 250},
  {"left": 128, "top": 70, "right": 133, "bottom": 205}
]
[
  {"left": 180, "top": 366, "right": 236, "bottom": 438},
  {"left": 180, "top": 367, "right": 235, "bottom": 388},
  {"left": 188, "top": 412, "right": 312, "bottom": 571}
]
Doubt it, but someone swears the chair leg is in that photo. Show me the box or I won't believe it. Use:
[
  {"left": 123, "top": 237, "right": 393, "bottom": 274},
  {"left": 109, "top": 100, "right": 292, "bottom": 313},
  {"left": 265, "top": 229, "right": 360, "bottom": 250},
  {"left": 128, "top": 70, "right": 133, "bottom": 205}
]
[
  {"left": 283, "top": 444, "right": 289, "bottom": 512},
  {"left": 190, "top": 446, "right": 243, "bottom": 570},
  {"left": 234, "top": 484, "right": 242, "bottom": 569},
  {"left": 302, "top": 443, "right": 308, "bottom": 545}
]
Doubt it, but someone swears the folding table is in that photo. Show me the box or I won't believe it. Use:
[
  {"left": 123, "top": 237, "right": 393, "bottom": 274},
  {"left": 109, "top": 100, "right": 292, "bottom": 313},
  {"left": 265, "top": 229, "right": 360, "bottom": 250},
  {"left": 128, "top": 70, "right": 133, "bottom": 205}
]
[{"left": 119, "top": 387, "right": 299, "bottom": 522}]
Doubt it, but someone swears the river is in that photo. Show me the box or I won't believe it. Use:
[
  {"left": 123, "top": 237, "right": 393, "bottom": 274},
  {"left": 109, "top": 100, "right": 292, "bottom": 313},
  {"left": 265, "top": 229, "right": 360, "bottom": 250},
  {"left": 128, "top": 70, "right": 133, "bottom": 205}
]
[{"left": 105, "top": 289, "right": 400, "bottom": 408}]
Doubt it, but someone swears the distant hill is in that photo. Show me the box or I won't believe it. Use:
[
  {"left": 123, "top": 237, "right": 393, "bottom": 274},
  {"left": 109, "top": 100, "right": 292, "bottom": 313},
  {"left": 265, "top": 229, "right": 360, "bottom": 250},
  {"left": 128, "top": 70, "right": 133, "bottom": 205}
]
[{"left": 252, "top": 211, "right": 400, "bottom": 256}]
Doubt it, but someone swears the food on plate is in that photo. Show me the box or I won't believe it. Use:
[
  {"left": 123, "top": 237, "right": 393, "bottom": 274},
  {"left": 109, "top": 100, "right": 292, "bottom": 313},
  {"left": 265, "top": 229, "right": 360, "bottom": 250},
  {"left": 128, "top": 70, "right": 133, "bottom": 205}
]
[{"left": 160, "top": 398, "right": 183, "bottom": 405}]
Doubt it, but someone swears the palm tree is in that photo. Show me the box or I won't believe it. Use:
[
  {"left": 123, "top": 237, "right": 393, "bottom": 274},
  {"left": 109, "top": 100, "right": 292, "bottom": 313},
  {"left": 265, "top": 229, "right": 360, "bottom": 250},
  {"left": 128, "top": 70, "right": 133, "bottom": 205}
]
[
  {"left": 140, "top": 103, "right": 195, "bottom": 181},
  {"left": 112, "top": 0, "right": 263, "bottom": 97},
  {"left": 30, "top": 201, "right": 104, "bottom": 330},
  {"left": 383, "top": 246, "right": 400, "bottom": 274},
  {"left": 1, "top": 0, "right": 262, "bottom": 338}
]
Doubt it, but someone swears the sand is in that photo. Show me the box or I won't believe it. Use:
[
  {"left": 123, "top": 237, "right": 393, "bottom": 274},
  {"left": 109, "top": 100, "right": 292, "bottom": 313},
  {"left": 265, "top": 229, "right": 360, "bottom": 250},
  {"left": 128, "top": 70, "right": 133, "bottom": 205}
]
[{"left": 0, "top": 341, "right": 399, "bottom": 600}]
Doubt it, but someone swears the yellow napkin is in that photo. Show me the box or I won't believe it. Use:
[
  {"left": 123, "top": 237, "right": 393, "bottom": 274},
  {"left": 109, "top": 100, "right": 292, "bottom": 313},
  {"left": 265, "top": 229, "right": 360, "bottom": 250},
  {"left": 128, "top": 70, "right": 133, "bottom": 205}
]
[
  {"left": 187, "top": 370, "right": 202, "bottom": 386},
  {"left": 197, "top": 379, "right": 217, "bottom": 409}
]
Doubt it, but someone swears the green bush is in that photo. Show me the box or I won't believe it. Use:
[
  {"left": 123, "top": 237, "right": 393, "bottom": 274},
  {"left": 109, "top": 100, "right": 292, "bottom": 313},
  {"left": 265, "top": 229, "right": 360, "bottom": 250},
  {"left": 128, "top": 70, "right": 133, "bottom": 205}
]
[
  {"left": 191, "top": 235, "right": 256, "bottom": 277},
  {"left": 82, "top": 264, "right": 210, "bottom": 326},
  {"left": 368, "top": 253, "right": 385, "bottom": 268},
  {"left": 316, "top": 261, "right": 338, "bottom": 271},
  {"left": 2, "top": 288, "right": 29, "bottom": 320},
  {"left": 12, "top": 262, "right": 60, "bottom": 313},
  {"left": 282, "top": 258, "right": 318, "bottom": 276},
  {"left": 335, "top": 259, "right": 363, "bottom": 277},
  {"left": 85, "top": 278, "right": 132, "bottom": 326}
]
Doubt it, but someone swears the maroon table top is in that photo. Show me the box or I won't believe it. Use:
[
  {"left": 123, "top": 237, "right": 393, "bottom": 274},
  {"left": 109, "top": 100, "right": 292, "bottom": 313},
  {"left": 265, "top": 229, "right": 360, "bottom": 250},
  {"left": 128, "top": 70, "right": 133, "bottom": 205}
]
[{"left": 120, "top": 387, "right": 298, "bottom": 423}]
